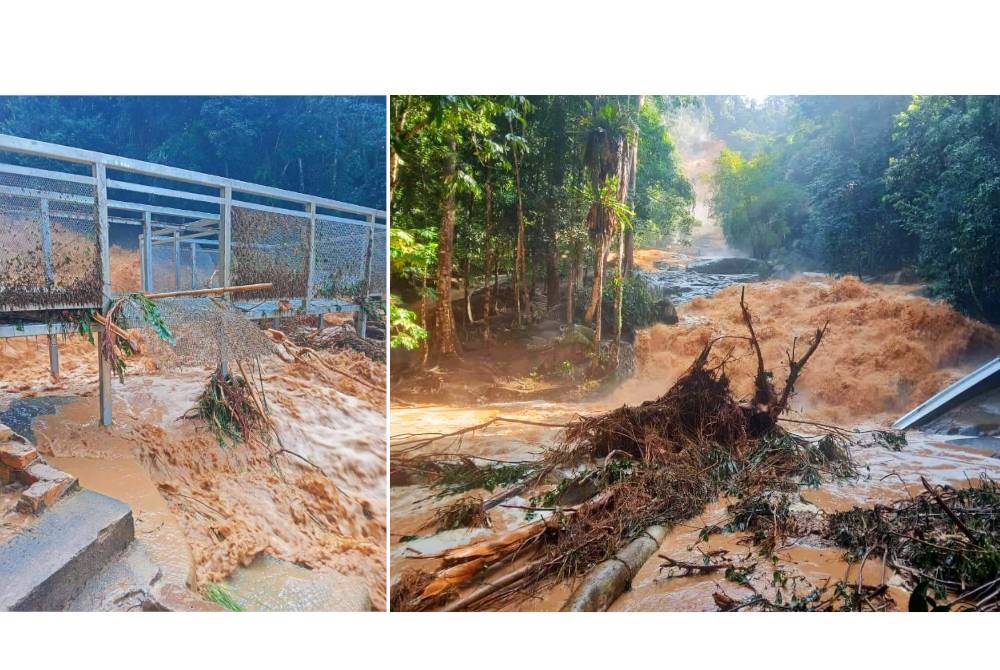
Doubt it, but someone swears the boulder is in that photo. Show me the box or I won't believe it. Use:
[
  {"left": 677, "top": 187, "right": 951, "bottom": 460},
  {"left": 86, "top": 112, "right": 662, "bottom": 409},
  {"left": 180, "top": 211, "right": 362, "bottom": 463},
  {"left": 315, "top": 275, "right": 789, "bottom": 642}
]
[
  {"left": 688, "top": 256, "right": 773, "bottom": 277},
  {"left": 655, "top": 298, "right": 678, "bottom": 325}
]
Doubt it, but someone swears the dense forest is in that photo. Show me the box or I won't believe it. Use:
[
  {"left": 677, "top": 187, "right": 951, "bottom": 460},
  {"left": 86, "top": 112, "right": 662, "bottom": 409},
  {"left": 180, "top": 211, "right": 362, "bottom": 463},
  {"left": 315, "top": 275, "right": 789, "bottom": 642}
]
[
  {"left": 707, "top": 95, "right": 1000, "bottom": 321},
  {"left": 0, "top": 96, "right": 387, "bottom": 209},
  {"left": 391, "top": 95, "right": 1000, "bottom": 371},
  {"left": 390, "top": 95, "right": 695, "bottom": 366}
]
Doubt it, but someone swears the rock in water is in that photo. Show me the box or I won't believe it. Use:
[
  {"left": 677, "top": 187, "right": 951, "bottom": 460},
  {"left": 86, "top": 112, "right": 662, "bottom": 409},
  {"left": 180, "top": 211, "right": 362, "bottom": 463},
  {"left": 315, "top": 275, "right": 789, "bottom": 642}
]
[
  {"left": 655, "top": 298, "right": 679, "bottom": 325},
  {"left": 688, "top": 257, "right": 773, "bottom": 277}
]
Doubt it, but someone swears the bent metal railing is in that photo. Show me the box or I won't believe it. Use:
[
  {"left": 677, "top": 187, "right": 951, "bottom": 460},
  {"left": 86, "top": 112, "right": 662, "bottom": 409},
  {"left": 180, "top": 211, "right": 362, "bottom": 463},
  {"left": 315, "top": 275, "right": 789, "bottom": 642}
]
[{"left": 0, "top": 132, "right": 387, "bottom": 425}]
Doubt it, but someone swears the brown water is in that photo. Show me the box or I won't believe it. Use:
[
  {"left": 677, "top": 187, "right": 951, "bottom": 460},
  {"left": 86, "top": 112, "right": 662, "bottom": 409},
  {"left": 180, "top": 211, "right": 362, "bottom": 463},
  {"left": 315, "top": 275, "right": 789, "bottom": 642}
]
[
  {"left": 2, "top": 329, "right": 387, "bottom": 609},
  {"left": 390, "top": 270, "right": 1000, "bottom": 611}
]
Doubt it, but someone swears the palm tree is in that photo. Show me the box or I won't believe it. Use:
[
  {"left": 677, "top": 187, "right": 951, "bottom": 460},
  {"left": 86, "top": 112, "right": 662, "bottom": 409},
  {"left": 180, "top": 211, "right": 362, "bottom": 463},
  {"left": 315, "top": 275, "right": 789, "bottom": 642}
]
[{"left": 581, "top": 96, "right": 641, "bottom": 367}]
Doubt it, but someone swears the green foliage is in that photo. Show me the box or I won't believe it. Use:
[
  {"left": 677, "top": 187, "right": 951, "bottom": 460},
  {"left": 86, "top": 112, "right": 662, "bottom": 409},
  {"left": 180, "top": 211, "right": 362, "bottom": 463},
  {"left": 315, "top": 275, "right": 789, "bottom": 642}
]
[
  {"left": 0, "top": 96, "right": 386, "bottom": 208},
  {"left": 635, "top": 99, "right": 697, "bottom": 242},
  {"left": 788, "top": 96, "right": 914, "bottom": 277},
  {"left": 188, "top": 370, "right": 267, "bottom": 449},
  {"left": 578, "top": 275, "right": 658, "bottom": 336},
  {"left": 389, "top": 296, "right": 427, "bottom": 350},
  {"left": 204, "top": 583, "right": 245, "bottom": 612},
  {"left": 430, "top": 460, "right": 534, "bottom": 498},
  {"left": 710, "top": 148, "right": 806, "bottom": 259},
  {"left": 886, "top": 95, "right": 1000, "bottom": 321},
  {"left": 707, "top": 95, "right": 1000, "bottom": 322}
]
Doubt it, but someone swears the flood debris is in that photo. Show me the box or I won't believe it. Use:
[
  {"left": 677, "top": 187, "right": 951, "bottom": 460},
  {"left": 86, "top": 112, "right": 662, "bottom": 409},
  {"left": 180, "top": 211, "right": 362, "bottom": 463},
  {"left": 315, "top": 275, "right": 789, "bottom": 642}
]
[
  {"left": 826, "top": 476, "right": 1000, "bottom": 611},
  {"left": 393, "top": 290, "right": 883, "bottom": 611},
  {"left": 187, "top": 368, "right": 270, "bottom": 449}
]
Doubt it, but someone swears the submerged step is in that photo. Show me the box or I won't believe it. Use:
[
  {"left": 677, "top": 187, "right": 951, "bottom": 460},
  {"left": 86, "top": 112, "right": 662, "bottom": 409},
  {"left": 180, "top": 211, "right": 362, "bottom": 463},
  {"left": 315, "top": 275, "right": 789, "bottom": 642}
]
[
  {"left": 0, "top": 489, "right": 134, "bottom": 611},
  {"left": 223, "top": 553, "right": 372, "bottom": 611}
]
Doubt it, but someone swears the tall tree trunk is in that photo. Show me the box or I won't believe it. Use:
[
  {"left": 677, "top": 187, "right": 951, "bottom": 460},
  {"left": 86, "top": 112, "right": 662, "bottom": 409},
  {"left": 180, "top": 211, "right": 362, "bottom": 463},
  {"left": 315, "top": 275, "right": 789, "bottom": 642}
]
[
  {"left": 612, "top": 229, "right": 625, "bottom": 368},
  {"left": 420, "top": 273, "right": 429, "bottom": 368},
  {"left": 492, "top": 253, "right": 500, "bottom": 316},
  {"left": 566, "top": 255, "right": 577, "bottom": 325},
  {"left": 512, "top": 141, "right": 527, "bottom": 328},
  {"left": 389, "top": 147, "right": 400, "bottom": 205},
  {"left": 623, "top": 228, "right": 635, "bottom": 278},
  {"left": 463, "top": 255, "right": 473, "bottom": 326},
  {"left": 433, "top": 143, "right": 458, "bottom": 359},
  {"left": 545, "top": 244, "right": 560, "bottom": 314},
  {"left": 587, "top": 232, "right": 611, "bottom": 365},
  {"left": 483, "top": 179, "right": 494, "bottom": 344}
]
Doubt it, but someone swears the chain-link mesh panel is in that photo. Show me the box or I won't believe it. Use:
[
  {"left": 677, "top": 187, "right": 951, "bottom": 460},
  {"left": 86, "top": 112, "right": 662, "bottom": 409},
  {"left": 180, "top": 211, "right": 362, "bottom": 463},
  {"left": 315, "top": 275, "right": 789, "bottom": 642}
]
[
  {"left": 148, "top": 240, "right": 221, "bottom": 292},
  {"left": 117, "top": 295, "right": 276, "bottom": 369},
  {"left": 369, "top": 228, "right": 386, "bottom": 296},
  {"left": 149, "top": 243, "right": 179, "bottom": 293},
  {"left": 0, "top": 170, "right": 101, "bottom": 310},
  {"left": 312, "top": 220, "right": 369, "bottom": 302},
  {"left": 193, "top": 246, "right": 220, "bottom": 290},
  {"left": 231, "top": 206, "right": 309, "bottom": 301}
]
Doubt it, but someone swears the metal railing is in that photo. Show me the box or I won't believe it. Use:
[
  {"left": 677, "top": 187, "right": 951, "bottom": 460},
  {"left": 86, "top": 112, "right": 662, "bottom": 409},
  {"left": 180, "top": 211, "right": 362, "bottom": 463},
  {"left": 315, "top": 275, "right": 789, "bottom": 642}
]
[
  {"left": 0, "top": 132, "right": 387, "bottom": 424},
  {"left": 0, "top": 132, "right": 386, "bottom": 312}
]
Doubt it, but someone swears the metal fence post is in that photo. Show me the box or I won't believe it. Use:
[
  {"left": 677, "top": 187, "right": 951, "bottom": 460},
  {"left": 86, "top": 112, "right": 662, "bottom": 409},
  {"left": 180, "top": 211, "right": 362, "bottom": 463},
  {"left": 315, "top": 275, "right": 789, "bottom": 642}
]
[
  {"left": 305, "top": 201, "right": 318, "bottom": 330},
  {"left": 218, "top": 185, "right": 232, "bottom": 377},
  {"left": 39, "top": 198, "right": 59, "bottom": 378},
  {"left": 358, "top": 215, "right": 375, "bottom": 338},
  {"left": 143, "top": 211, "right": 153, "bottom": 292},
  {"left": 94, "top": 162, "right": 112, "bottom": 426},
  {"left": 190, "top": 242, "right": 197, "bottom": 289},
  {"left": 173, "top": 229, "right": 181, "bottom": 289},
  {"left": 219, "top": 185, "right": 232, "bottom": 288}
]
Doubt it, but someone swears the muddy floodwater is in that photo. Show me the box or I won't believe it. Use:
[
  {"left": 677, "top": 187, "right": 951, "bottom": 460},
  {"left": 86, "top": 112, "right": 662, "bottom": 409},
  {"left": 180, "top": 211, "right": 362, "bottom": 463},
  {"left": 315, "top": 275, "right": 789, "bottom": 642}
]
[
  {"left": 390, "top": 266, "right": 1000, "bottom": 611},
  {"left": 1, "top": 324, "right": 387, "bottom": 610}
]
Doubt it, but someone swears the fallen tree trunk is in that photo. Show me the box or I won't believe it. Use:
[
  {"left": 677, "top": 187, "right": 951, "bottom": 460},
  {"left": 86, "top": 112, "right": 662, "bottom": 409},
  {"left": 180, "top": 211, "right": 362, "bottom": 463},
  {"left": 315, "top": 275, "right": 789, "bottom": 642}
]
[{"left": 560, "top": 525, "right": 667, "bottom": 611}]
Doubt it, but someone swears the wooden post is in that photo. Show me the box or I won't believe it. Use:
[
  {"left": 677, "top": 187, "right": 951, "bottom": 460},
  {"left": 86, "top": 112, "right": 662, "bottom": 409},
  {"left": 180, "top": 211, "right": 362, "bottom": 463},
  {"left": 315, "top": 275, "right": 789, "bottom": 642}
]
[
  {"left": 142, "top": 211, "right": 153, "bottom": 292},
  {"left": 358, "top": 215, "right": 375, "bottom": 338},
  {"left": 94, "top": 162, "right": 112, "bottom": 426},
  {"left": 173, "top": 229, "right": 181, "bottom": 289}
]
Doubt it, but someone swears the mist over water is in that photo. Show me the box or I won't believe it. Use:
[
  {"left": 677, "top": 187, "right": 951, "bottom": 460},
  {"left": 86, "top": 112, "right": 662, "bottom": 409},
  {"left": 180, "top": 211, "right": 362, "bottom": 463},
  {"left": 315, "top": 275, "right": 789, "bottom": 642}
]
[{"left": 665, "top": 106, "right": 744, "bottom": 259}]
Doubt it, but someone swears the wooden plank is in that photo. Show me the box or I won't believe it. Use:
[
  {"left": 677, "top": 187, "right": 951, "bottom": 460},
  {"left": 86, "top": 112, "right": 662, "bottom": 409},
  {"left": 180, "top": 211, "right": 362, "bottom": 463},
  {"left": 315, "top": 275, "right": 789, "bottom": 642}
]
[{"left": 143, "top": 282, "right": 272, "bottom": 300}]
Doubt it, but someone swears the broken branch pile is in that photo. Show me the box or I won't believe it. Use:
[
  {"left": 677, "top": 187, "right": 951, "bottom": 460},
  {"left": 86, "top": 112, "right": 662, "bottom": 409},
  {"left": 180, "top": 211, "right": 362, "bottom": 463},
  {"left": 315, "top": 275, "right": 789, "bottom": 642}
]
[{"left": 827, "top": 476, "right": 1000, "bottom": 611}]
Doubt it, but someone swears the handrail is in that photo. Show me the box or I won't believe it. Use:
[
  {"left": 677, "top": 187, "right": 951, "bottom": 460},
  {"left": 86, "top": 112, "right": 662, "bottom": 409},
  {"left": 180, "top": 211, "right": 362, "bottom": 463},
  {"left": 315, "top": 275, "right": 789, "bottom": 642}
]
[{"left": 0, "top": 133, "right": 386, "bottom": 219}]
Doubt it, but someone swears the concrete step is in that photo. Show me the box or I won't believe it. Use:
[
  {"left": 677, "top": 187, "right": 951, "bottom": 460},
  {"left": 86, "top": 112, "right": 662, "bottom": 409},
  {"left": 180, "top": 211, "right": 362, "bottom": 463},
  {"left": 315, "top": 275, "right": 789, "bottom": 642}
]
[
  {"left": 65, "top": 538, "right": 223, "bottom": 612},
  {"left": 0, "top": 489, "right": 134, "bottom": 611}
]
